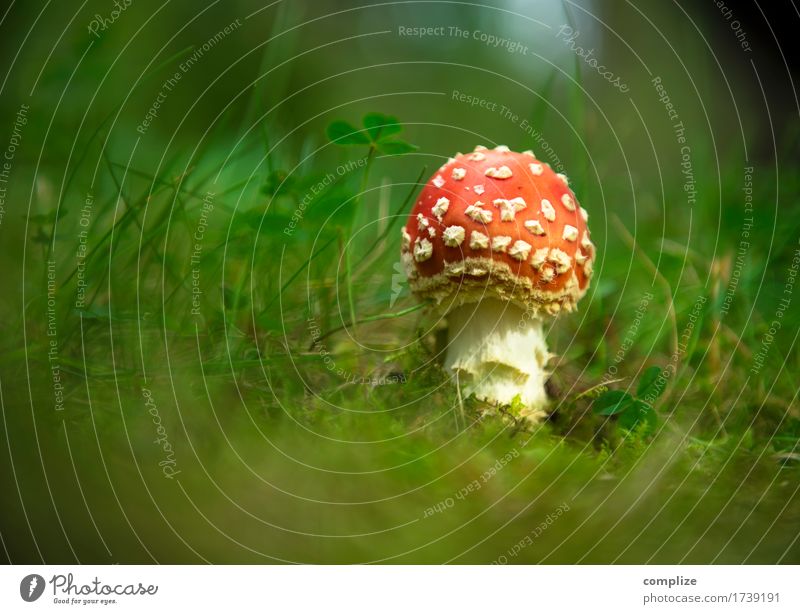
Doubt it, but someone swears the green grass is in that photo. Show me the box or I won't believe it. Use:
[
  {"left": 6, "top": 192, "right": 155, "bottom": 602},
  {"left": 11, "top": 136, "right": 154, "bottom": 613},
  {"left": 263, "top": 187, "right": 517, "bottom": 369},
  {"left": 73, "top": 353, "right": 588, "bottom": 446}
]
[
  {"left": 3, "top": 113, "right": 798, "bottom": 563},
  {"left": 1, "top": 1, "right": 799, "bottom": 564}
]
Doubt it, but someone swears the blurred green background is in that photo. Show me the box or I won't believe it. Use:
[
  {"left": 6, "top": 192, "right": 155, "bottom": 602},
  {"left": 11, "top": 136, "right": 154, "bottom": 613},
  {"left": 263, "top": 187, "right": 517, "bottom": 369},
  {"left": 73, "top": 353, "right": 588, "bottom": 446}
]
[{"left": 0, "top": 0, "right": 798, "bottom": 563}]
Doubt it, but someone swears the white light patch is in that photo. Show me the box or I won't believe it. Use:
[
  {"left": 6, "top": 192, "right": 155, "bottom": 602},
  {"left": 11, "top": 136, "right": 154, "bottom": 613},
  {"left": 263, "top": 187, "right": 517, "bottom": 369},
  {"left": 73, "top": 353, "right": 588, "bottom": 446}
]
[
  {"left": 469, "top": 230, "right": 489, "bottom": 249},
  {"left": 561, "top": 193, "right": 576, "bottom": 211},
  {"left": 522, "top": 149, "right": 535, "bottom": 157},
  {"left": 584, "top": 258, "right": 594, "bottom": 277},
  {"left": 524, "top": 220, "right": 546, "bottom": 236},
  {"left": 413, "top": 237, "right": 433, "bottom": 262},
  {"left": 495, "top": 145, "right": 510, "bottom": 152},
  {"left": 473, "top": 184, "right": 485, "bottom": 195},
  {"left": 556, "top": 173, "right": 569, "bottom": 186},
  {"left": 508, "top": 240, "right": 532, "bottom": 261},
  {"left": 465, "top": 203, "right": 493, "bottom": 224},
  {"left": 469, "top": 151, "right": 486, "bottom": 162},
  {"left": 451, "top": 168, "right": 466, "bottom": 181},
  {"left": 562, "top": 225, "right": 579, "bottom": 242},
  {"left": 442, "top": 225, "right": 466, "bottom": 247},
  {"left": 428, "top": 227, "right": 436, "bottom": 238},
  {"left": 432, "top": 175, "right": 445, "bottom": 188},
  {"left": 491, "top": 235, "right": 512, "bottom": 253},
  {"left": 474, "top": 145, "right": 487, "bottom": 151},
  {"left": 485, "top": 165, "right": 513, "bottom": 179},
  {"left": 540, "top": 266, "right": 555, "bottom": 282},
  {"left": 580, "top": 207, "right": 589, "bottom": 222},
  {"left": 540, "top": 199, "right": 556, "bottom": 222},
  {"left": 575, "top": 249, "right": 587, "bottom": 265},
  {"left": 529, "top": 163, "right": 543, "bottom": 176},
  {"left": 432, "top": 197, "right": 449, "bottom": 221}
]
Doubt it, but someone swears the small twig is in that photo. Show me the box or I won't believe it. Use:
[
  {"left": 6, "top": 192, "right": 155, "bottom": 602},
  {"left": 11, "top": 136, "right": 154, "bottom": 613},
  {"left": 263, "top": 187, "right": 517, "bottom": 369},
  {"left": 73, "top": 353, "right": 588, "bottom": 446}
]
[
  {"left": 575, "top": 378, "right": 626, "bottom": 400},
  {"left": 263, "top": 234, "right": 337, "bottom": 313}
]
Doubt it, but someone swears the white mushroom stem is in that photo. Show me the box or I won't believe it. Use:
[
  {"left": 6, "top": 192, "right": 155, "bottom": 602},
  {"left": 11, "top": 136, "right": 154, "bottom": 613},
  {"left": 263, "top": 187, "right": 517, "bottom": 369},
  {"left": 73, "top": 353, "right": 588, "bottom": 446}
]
[{"left": 444, "top": 298, "right": 551, "bottom": 421}]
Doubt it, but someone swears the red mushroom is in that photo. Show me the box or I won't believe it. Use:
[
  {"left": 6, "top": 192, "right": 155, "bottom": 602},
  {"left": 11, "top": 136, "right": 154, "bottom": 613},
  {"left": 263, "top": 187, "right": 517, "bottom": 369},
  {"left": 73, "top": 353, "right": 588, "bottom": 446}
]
[{"left": 401, "top": 146, "right": 595, "bottom": 420}]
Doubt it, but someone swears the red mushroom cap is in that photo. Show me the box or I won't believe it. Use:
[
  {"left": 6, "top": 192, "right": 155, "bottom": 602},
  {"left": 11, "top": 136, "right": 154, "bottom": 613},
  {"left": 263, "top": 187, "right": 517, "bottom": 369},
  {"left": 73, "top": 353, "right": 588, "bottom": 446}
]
[{"left": 401, "top": 145, "right": 594, "bottom": 315}]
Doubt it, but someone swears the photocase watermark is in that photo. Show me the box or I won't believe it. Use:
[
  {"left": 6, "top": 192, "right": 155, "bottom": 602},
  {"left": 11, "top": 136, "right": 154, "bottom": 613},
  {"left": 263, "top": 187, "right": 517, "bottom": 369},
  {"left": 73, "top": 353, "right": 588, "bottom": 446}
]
[
  {"left": 602, "top": 291, "right": 655, "bottom": 383},
  {"left": 46, "top": 260, "right": 65, "bottom": 412},
  {"left": 751, "top": 238, "right": 800, "bottom": 375},
  {"left": 400, "top": 24, "right": 629, "bottom": 93},
  {"left": 189, "top": 191, "right": 215, "bottom": 317},
  {"left": 283, "top": 157, "right": 367, "bottom": 236},
  {"left": 389, "top": 260, "right": 407, "bottom": 308},
  {"left": 451, "top": 90, "right": 567, "bottom": 173},
  {"left": 492, "top": 502, "right": 571, "bottom": 563},
  {"left": 137, "top": 18, "right": 242, "bottom": 135},
  {"left": 0, "top": 103, "right": 29, "bottom": 229},
  {"left": 306, "top": 315, "right": 406, "bottom": 386},
  {"left": 74, "top": 191, "right": 95, "bottom": 310},
  {"left": 641, "top": 294, "right": 707, "bottom": 404},
  {"left": 21, "top": 572, "right": 157, "bottom": 605},
  {"left": 422, "top": 448, "right": 520, "bottom": 518},
  {"left": 397, "top": 25, "right": 529, "bottom": 55},
  {"left": 652, "top": 76, "right": 696, "bottom": 208},
  {"left": 20, "top": 574, "right": 46, "bottom": 602},
  {"left": 713, "top": 0, "right": 752, "bottom": 52},
  {"left": 141, "top": 387, "right": 180, "bottom": 479},
  {"left": 556, "top": 25, "right": 630, "bottom": 93},
  {"left": 719, "top": 166, "right": 754, "bottom": 317},
  {"left": 87, "top": 0, "right": 132, "bottom": 39}
]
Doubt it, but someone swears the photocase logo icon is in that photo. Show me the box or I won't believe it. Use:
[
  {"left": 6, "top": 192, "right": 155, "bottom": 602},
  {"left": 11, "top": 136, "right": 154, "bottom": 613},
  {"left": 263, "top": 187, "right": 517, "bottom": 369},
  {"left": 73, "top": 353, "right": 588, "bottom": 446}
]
[
  {"left": 389, "top": 260, "right": 407, "bottom": 308},
  {"left": 20, "top": 574, "right": 45, "bottom": 602}
]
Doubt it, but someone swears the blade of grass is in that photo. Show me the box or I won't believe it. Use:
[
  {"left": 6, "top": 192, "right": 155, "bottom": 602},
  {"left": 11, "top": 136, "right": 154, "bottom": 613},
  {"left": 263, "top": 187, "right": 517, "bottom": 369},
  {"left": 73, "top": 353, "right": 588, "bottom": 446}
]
[
  {"left": 343, "top": 229, "right": 357, "bottom": 337},
  {"left": 363, "top": 165, "right": 426, "bottom": 257},
  {"left": 346, "top": 144, "right": 378, "bottom": 336},
  {"left": 352, "top": 165, "right": 426, "bottom": 280},
  {"left": 58, "top": 46, "right": 194, "bottom": 214},
  {"left": 262, "top": 233, "right": 338, "bottom": 313},
  {"left": 562, "top": 0, "right": 588, "bottom": 188},
  {"left": 528, "top": 69, "right": 558, "bottom": 134},
  {"left": 612, "top": 214, "right": 679, "bottom": 393},
  {"left": 308, "top": 301, "right": 430, "bottom": 350}
]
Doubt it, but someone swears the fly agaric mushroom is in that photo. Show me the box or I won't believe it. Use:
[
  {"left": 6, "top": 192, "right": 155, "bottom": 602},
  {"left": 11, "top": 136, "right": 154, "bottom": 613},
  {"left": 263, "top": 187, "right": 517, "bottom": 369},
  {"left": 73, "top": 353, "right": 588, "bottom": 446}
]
[{"left": 401, "top": 146, "right": 594, "bottom": 420}]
